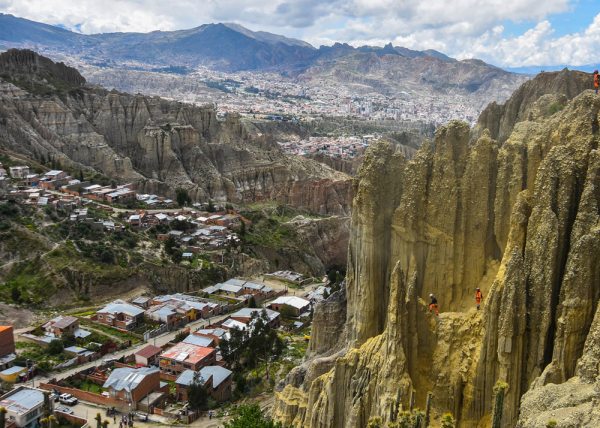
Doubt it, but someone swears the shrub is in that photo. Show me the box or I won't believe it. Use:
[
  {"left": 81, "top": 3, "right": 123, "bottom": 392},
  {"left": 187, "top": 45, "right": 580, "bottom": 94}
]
[{"left": 47, "top": 339, "right": 64, "bottom": 355}]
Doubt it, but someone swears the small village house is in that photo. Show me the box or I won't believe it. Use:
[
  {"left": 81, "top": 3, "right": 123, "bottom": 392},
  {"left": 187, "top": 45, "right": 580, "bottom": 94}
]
[
  {"left": 131, "top": 296, "right": 151, "bottom": 309},
  {"left": 268, "top": 296, "right": 311, "bottom": 317},
  {"left": 194, "top": 328, "right": 229, "bottom": 345},
  {"left": 182, "top": 334, "right": 215, "bottom": 348},
  {"left": 8, "top": 166, "right": 29, "bottom": 179},
  {"left": 0, "top": 325, "right": 16, "bottom": 358},
  {"left": 0, "top": 386, "right": 51, "bottom": 428},
  {"left": 159, "top": 342, "right": 217, "bottom": 375},
  {"left": 134, "top": 345, "right": 163, "bottom": 367},
  {"left": 175, "top": 365, "right": 233, "bottom": 402},
  {"left": 145, "top": 304, "right": 182, "bottom": 329},
  {"left": 230, "top": 308, "right": 281, "bottom": 328},
  {"left": 96, "top": 300, "right": 145, "bottom": 330},
  {"left": 103, "top": 366, "right": 162, "bottom": 406},
  {"left": 0, "top": 365, "right": 27, "bottom": 383},
  {"left": 42, "top": 315, "right": 79, "bottom": 338}
]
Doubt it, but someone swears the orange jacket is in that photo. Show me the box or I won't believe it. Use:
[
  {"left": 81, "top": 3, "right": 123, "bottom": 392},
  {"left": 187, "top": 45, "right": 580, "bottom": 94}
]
[
  {"left": 475, "top": 290, "right": 483, "bottom": 303},
  {"left": 594, "top": 73, "right": 599, "bottom": 88}
]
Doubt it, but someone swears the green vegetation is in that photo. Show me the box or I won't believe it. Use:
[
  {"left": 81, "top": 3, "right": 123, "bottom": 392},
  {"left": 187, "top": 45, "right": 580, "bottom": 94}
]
[
  {"left": 2, "top": 256, "right": 56, "bottom": 305},
  {"left": 15, "top": 342, "right": 68, "bottom": 372},
  {"left": 224, "top": 404, "right": 282, "bottom": 428},
  {"left": 176, "top": 188, "right": 192, "bottom": 207},
  {"left": 187, "top": 375, "right": 209, "bottom": 411},
  {"left": 441, "top": 413, "right": 456, "bottom": 428},
  {"left": 47, "top": 339, "right": 64, "bottom": 355},
  {"left": 240, "top": 204, "right": 303, "bottom": 249},
  {"left": 548, "top": 102, "right": 564, "bottom": 115},
  {"left": 79, "top": 319, "right": 141, "bottom": 345},
  {"left": 492, "top": 381, "right": 508, "bottom": 428},
  {"left": 64, "top": 377, "right": 104, "bottom": 394},
  {"left": 220, "top": 310, "right": 284, "bottom": 372}
]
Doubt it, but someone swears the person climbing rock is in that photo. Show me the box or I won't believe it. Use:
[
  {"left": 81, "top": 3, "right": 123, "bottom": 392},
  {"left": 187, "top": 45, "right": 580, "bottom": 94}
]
[
  {"left": 475, "top": 287, "right": 483, "bottom": 310},
  {"left": 429, "top": 293, "right": 439, "bottom": 316},
  {"left": 594, "top": 70, "right": 599, "bottom": 94}
]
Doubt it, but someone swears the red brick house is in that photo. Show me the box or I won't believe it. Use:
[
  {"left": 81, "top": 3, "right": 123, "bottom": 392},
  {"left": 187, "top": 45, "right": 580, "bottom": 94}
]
[
  {"left": 103, "top": 366, "right": 161, "bottom": 405},
  {"left": 96, "top": 300, "right": 145, "bottom": 330},
  {"left": 0, "top": 326, "right": 15, "bottom": 358},
  {"left": 175, "top": 366, "right": 232, "bottom": 402},
  {"left": 134, "top": 345, "right": 163, "bottom": 367},
  {"left": 42, "top": 316, "right": 79, "bottom": 338}
]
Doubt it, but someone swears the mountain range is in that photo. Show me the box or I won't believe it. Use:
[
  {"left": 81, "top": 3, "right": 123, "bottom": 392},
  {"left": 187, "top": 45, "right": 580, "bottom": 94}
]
[{"left": 0, "top": 13, "right": 497, "bottom": 73}]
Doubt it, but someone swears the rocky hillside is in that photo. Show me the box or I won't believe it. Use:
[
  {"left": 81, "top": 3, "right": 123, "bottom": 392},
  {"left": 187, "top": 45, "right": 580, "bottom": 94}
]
[
  {"left": 298, "top": 51, "right": 527, "bottom": 112},
  {"left": 273, "top": 69, "right": 600, "bottom": 427},
  {"left": 0, "top": 49, "right": 352, "bottom": 215}
]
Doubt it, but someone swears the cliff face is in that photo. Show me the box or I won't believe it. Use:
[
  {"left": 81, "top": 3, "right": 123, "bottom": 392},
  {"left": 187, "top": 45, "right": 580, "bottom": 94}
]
[
  {"left": 0, "top": 50, "right": 352, "bottom": 215},
  {"left": 274, "top": 70, "right": 600, "bottom": 427}
]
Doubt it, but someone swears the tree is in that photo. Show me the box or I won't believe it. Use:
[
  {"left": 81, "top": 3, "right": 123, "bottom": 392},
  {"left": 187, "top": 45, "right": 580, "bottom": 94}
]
[
  {"left": 0, "top": 406, "right": 6, "bottom": 428},
  {"left": 62, "top": 333, "right": 76, "bottom": 347},
  {"left": 247, "top": 296, "right": 258, "bottom": 308},
  {"left": 171, "top": 249, "right": 183, "bottom": 264},
  {"left": 164, "top": 236, "right": 178, "bottom": 256},
  {"left": 47, "top": 339, "right": 64, "bottom": 355},
  {"left": 441, "top": 413, "right": 456, "bottom": 428},
  {"left": 10, "top": 285, "right": 21, "bottom": 303},
  {"left": 224, "top": 404, "right": 282, "bottom": 428},
  {"left": 492, "top": 381, "right": 508, "bottom": 428},
  {"left": 174, "top": 330, "right": 188, "bottom": 342},
  {"left": 187, "top": 373, "right": 209, "bottom": 411},
  {"left": 367, "top": 417, "right": 383, "bottom": 428},
  {"left": 207, "top": 199, "right": 216, "bottom": 213},
  {"left": 176, "top": 188, "right": 191, "bottom": 207},
  {"left": 78, "top": 169, "right": 84, "bottom": 181},
  {"left": 278, "top": 305, "right": 296, "bottom": 319}
]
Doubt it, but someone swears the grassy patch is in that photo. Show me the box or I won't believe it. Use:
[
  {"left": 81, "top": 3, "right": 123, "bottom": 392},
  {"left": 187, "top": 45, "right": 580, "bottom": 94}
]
[{"left": 79, "top": 319, "right": 141, "bottom": 344}]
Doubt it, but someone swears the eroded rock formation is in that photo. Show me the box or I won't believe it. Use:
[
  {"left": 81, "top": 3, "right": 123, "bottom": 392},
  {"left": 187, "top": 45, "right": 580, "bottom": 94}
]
[
  {"left": 274, "top": 70, "right": 600, "bottom": 427},
  {"left": 0, "top": 49, "right": 352, "bottom": 215}
]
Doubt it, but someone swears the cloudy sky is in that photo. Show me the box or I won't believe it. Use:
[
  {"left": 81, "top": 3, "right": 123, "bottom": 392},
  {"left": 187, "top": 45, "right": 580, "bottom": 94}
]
[{"left": 1, "top": 0, "right": 599, "bottom": 67}]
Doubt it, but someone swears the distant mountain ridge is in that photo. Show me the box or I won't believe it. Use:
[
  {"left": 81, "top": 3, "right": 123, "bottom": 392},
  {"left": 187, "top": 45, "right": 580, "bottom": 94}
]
[
  {"left": 0, "top": 13, "right": 531, "bottom": 123},
  {"left": 0, "top": 13, "right": 466, "bottom": 72}
]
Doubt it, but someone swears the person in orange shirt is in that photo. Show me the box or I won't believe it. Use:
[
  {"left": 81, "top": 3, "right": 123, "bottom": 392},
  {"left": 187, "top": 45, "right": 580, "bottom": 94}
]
[
  {"left": 429, "top": 293, "right": 439, "bottom": 316},
  {"left": 594, "top": 70, "right": 599, "bottom": 95},
  {"left": 475, "top": 288, "right": 483, "bottom": 310}
]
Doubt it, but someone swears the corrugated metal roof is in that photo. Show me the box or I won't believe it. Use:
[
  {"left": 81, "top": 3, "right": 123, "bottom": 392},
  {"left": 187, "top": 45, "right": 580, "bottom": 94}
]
[
  {"left": 200, "top": 365, "right": 232, "bottom": 388},
  {"left": 231, "top": 308, "right": 280, "bottom": 321},
  {"left": 183, "top": 334, "right": 214, "bottom": 348},
  {"left": 103, "top": 367, "right": 158, "bottom": 392},
  {"left": 0, "top": 366, "right": 25, "bottom": 375},
  {"left": 98, "top": 300, "right": 144, "bottom": 317},
  {"left": 270, "top": 296, "right": 311, "bottom": 310},
  {"left": 224, "top": 278, "right": 246, "bottom": 287},
  {"left": 0, "top": 387, "right": 44, "bottom": 413},
  {"left": 175, "top": 366, "right": 232, "bottom": 389},
  {"left": 219, "top": 283, "right": 242, "bottom": 293}
]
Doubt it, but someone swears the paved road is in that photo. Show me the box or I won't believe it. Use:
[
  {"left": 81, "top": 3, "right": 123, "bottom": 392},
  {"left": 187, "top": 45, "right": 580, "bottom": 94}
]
[{"left": 66, "top": 400, "right": 225, "bottom": 428}]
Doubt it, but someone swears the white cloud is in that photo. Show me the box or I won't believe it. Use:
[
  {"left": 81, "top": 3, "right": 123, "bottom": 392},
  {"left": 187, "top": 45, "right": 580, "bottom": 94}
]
[
  {"left": 1, "top": 0, "right": 598, "bottom": 66},
  {"left": 462, "top": 14, "right": 600, "bottom": 66}
]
